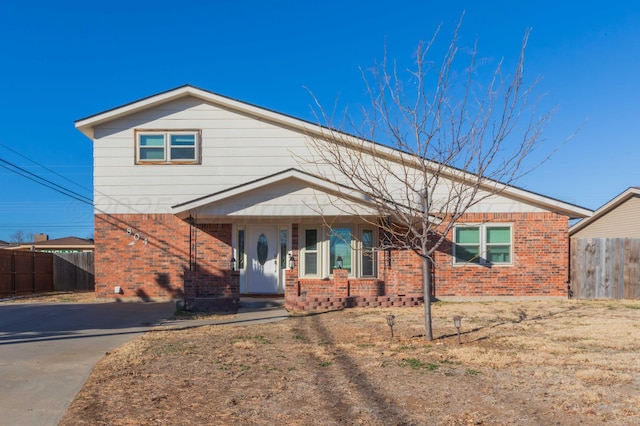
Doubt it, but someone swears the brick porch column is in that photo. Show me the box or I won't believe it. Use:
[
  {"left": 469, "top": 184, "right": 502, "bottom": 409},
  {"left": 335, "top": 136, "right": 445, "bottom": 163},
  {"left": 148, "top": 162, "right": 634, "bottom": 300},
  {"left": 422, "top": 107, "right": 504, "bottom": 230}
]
[
  {"left": 284, "top": 268, "right": 299, "bottom": 309},
  {"left": 334, "top": 269, "right": 349, "bottom": 298}
]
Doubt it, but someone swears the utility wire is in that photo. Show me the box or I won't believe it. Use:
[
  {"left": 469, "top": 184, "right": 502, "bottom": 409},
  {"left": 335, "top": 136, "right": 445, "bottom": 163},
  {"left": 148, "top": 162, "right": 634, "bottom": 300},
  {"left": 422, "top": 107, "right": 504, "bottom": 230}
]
[
  {"left": 0, "top": 143, "right": 93, "bottom": 195},
  {"left": 0, "top": 158, "right": 93, "bottom": 206}
]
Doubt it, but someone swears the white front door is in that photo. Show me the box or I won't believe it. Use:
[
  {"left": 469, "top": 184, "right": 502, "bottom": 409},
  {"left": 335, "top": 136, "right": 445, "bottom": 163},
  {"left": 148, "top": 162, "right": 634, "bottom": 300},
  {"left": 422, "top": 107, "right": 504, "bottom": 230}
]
[{"left": 246, "top": 226, "right": 280, "bottom": 294}]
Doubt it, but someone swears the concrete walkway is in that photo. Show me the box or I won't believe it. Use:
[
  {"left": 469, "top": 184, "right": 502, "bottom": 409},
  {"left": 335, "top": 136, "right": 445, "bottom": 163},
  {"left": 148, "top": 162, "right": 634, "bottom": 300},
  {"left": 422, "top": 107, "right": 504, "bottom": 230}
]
[
  {"left": 162, "top": 297, "right": 289, "bottom": 329},
  {"left": 0, "top": 297, "right": 288, "bottom": 426}
]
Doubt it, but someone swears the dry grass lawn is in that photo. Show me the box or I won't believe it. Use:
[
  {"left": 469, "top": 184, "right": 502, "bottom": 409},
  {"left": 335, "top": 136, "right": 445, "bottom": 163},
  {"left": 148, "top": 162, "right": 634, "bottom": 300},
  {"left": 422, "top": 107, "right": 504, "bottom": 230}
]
[{"left": 51, "top": 298, "right": 640, "bottom": 425}]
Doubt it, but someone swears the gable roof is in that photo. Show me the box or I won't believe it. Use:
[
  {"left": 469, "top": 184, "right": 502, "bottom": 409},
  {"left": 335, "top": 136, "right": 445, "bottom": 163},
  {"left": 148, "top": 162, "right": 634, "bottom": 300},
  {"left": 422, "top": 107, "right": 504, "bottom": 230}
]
[
  {"left": 75, "top": 84, "right": 326, "bottom": 140},
  {"left": 76, "top": 84, "right": 592, "bottom": 219},
  {"left": 569, "top": 187, "right": 640, "bottom": 236},
  {"left": 172, "top": 168, "right": 381, "bottom": 219}
]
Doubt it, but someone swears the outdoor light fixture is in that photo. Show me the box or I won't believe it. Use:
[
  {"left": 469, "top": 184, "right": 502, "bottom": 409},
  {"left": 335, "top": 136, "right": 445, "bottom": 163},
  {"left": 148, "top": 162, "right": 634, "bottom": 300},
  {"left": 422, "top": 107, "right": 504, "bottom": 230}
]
[
  {"left": 453, "top": 316, "right": 462, "bottom": 345},
  {"left": 231, "top": 257, "right": 236, "bottom": 271},
  {"left": 289, "top": 254, "right": 295, "bottom": 269},
  {"left": 386, "top": 314, "right": 396, "bottom": 338},
  {"left": 336, "top": 256, "right": 343, "bottom": 269}
]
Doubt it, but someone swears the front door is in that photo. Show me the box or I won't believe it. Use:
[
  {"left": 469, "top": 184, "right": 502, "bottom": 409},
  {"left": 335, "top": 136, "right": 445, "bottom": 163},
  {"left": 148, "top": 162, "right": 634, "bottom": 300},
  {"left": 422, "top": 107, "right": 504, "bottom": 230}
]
[{"left": 246, "top": 226, "right": 280, "bottom": 294}]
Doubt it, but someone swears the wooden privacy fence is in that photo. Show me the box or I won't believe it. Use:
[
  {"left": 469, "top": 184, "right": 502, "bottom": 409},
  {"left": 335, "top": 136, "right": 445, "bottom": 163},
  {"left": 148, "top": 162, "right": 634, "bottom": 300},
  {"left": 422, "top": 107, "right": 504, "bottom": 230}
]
[
  {"left": 53, "top": 252, "right": 95, "bottom": 291},
  {"left": 0, "top": 251, "right": 54, "bottom": 296},
  {"left": 0, "top": 251, "right": 94, "bottom": 297},
  {"left": 570, "top": 238, "right": 640, "bottom": 299}
]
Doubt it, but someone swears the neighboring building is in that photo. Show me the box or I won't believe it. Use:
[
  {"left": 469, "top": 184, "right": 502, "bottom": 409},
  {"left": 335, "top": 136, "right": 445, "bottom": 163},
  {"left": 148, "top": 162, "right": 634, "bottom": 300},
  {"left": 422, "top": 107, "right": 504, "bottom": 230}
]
[
  {"left": 569, "top": 187, "right": 640, "bottom": 238},
  {"left": 75, "top": 85, "right": 591, "bottom": 310},
  {"left": 0, "top": 240, "right": 9, "bottom": 249},
  {"left": 5, "top": 236, "right": 94, "bottom": 253}
]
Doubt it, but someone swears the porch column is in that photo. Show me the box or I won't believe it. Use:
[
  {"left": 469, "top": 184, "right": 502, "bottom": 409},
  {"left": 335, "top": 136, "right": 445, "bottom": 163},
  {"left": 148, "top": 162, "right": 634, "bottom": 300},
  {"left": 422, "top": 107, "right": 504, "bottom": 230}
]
[
  {"left": 284, "top": 269, "right": 299, "bottom": 310},
  {"left": 334, "top": 268, "right": 349, "bottom": 298}
]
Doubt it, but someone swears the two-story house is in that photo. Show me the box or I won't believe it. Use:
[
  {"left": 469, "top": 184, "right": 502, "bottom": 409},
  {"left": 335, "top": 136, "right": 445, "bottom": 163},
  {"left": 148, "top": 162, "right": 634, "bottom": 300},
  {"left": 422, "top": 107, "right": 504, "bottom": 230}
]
[{"left": 75, "top": 85, "right": 591, "bottom": 311}]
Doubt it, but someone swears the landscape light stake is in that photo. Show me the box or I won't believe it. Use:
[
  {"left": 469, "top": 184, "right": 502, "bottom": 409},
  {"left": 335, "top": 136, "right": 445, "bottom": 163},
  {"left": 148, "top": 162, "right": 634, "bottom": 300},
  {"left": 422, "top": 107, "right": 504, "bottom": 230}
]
[
  {"left": 386, "top": 314, "right": 396, "bottom": 338},
  {"left": 453, "top": 316, "right": 462, "bottom": 345}
]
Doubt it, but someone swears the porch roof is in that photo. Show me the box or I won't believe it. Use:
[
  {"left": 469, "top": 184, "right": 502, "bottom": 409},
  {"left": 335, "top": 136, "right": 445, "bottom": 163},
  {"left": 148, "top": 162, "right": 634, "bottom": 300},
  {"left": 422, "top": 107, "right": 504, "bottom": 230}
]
[{"left": 171, "top": 168, "right": 380, "bottom": 221}]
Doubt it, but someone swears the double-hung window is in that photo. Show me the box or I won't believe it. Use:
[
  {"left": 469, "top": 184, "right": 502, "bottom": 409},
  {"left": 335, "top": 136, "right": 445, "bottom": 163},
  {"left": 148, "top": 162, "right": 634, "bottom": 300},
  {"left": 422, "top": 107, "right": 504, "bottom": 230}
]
[
  {"left": 136, "top": 130, "right": 200, "bottom": 164},
  {"left": 361, "top": 229, "right": 376, "bottom": 276},
  {"left": 453, "top": 224, "right": 512, "bottom": 265},
  {"left": 303, "top": 229, "right": 319, "bottom": 276}
]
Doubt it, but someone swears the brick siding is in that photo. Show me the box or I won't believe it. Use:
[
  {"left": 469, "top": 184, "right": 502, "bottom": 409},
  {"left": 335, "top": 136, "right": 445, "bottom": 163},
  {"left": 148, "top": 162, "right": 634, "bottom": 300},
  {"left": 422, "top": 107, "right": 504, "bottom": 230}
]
[
  {"left": 94, "top": 214, "right": 238, "bottom": 309},
  {"left": 434, "top": 212, "right": 568, "bottom": 297},
  {"left": 94, "top": 212, "right": 568, "bottom": 311},
  {"left": 285, "top": 212, "right": 569, "bottom": 309}
]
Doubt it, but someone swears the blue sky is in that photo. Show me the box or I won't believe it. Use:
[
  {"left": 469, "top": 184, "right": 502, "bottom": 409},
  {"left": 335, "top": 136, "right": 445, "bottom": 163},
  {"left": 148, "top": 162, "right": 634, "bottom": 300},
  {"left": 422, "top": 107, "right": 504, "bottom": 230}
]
[{"left": 0, "top": 1, "right": 638, "bottom": 241}]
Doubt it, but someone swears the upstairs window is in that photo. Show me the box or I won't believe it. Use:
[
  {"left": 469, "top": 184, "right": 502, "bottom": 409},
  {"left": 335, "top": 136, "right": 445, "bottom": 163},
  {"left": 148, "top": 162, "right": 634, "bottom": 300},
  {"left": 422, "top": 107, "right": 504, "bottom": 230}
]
[
  {"left": 453, "top": 224, "right": 512, "bottom": 265},
  {"left": 136, "top": 130, "right": 200, "bottom": 164}
]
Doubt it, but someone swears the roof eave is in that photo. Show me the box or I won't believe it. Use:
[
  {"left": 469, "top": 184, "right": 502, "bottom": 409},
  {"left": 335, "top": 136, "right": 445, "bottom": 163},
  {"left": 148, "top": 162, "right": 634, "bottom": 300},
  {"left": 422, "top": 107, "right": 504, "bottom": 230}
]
[{"left": 569, "top": 187, "right": 640, "bottom": 235}]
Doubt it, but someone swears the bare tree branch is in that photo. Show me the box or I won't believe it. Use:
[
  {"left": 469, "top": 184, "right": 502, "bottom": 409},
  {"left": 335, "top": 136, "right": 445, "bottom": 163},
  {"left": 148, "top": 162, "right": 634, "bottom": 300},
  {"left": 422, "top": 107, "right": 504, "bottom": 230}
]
[{"left": 302, "top": 22, "right": 565, "bottom": 340}]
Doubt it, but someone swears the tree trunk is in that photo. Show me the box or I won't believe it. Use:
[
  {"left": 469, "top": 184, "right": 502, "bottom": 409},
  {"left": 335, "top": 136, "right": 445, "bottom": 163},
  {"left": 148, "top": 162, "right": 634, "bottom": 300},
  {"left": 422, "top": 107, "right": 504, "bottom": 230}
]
[{"left": 423, "top": 256, "right": 433, "bottom": 341}]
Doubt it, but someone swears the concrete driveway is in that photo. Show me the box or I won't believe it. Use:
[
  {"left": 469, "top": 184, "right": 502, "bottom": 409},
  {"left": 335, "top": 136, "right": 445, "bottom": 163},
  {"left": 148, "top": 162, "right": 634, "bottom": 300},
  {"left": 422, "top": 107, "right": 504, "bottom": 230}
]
[{"left": 0, "top": 301, "right": 175, "bottom": 425}]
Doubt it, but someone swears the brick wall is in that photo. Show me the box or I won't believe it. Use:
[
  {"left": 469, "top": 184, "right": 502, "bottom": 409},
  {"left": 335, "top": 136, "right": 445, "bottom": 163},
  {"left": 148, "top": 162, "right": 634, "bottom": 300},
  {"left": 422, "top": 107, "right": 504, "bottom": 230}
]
[
  {"left": 94, "top": 214, "right": 238, "bottom": 306},
  {"left": 284, "top": 212, "right": 569, "bottom": 310},
  {"left": 94, "top": 211, "right": 568, "bottom": 311},
  {"left": 433, "top": 212, "right": 569, "bottom": 297}
]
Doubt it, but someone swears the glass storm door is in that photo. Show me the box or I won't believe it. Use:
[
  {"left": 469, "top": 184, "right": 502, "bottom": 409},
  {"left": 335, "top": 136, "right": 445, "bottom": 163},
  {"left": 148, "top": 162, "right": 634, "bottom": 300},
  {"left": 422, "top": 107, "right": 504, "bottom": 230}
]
[{"left": 246, "top": 226, "right": 280, "bottom": 294}]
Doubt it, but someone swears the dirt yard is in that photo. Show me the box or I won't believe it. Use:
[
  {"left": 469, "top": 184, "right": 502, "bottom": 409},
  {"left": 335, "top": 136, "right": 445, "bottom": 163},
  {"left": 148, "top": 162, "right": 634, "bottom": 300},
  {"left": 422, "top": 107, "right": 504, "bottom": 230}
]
[{"left": 44, "top": 298, "right": 640, "bottom": 425}]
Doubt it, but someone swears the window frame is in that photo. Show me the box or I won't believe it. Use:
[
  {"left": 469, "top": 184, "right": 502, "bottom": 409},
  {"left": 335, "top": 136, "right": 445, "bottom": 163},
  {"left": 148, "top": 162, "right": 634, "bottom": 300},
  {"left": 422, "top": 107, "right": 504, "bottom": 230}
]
[
  {"left": 135, "top": 129, "right": 201, "bottom": 164},
  {"left": 236, "top": 226, "right": 246, "bottom": 271},
  {"left": 360, "top": 228, "right": 377, "bottom": 277},
  {"left": 299, "top": 224, "right": 378, "bottom": 278},
  {"left": 301, "top": 227, "right": 321, "bottom": 277},
  {"left": 452, "top": 223, "right": 513, "bottom": 266}
]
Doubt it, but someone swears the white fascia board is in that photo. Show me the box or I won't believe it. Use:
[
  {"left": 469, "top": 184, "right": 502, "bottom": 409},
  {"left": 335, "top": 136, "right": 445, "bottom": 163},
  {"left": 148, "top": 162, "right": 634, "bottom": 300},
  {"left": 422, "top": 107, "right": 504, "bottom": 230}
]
[
  {"left": 569, "top": 187, "right": 639, "bottom": 235},
  {"left": 494, "top": 185, "right": 593, "bottom": 219},
  {"left": 74, "top": 85, "right": 330, "bottom": 141}
]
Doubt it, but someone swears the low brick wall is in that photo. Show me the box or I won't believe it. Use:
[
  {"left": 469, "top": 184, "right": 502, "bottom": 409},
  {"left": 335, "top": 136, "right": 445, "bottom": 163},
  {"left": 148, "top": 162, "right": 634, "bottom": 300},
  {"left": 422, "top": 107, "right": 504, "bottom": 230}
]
[
  {"left": 284, "top": 269, "right": 423, "bottom": 311},
  {"left": 285, "top": 295, "right": 423, "bottom": 311}
]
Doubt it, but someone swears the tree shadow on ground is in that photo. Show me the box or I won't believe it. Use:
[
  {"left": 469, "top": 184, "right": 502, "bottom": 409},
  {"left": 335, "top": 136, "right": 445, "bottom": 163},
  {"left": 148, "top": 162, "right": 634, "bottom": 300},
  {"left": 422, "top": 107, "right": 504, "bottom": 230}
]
[{"left": 293, "top": 316, "right": 413, "bottom": 424}]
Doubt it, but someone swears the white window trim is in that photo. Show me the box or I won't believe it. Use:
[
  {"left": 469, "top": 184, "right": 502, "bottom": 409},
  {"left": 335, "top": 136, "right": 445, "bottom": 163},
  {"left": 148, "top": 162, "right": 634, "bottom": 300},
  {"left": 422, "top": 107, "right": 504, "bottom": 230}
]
[
  {"left": 452, "top": 223, "right": 513, "bottom": 266},
  {"left": 135, "top": 129, "right": 201, "bottom": 164},
  {"left": 300, "top": 226, "right": 322, "bottom": 277},
  {"left": 299, "top": 224, "right": 378, "bottom": 278},
  {"left": 359, "top": 228, "right": 378, "bottom": 277}
]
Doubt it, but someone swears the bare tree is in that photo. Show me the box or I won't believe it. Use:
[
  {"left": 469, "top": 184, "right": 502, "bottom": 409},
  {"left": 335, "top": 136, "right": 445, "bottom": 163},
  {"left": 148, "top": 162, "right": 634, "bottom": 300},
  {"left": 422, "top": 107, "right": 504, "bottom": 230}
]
[
  {"left": 9, "top": 230, "right": 34, "bottom": 243},
  {"left": 306, "top": 21, "right": 560, "bottom": 340}
]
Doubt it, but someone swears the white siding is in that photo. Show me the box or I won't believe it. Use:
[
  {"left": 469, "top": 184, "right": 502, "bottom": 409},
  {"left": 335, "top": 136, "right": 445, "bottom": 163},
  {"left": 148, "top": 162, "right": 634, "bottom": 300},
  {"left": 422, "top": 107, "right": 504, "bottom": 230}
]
[
  {"left": 93, "top": 96, "right": 551, "bottom": 215},
  {"left": 191, "top": 181, "right": 379, "bottom": 218}
]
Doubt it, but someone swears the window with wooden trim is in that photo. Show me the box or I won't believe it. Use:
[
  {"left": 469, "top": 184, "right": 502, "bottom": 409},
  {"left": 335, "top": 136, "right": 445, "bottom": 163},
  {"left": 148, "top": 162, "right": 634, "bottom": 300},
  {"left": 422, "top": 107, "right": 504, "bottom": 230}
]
[
  {"left": 453, "top": 224, "right": 512, "bottom": 265},
  {"left": 135, "top": 130, "right": 200, "bottom": 164}
]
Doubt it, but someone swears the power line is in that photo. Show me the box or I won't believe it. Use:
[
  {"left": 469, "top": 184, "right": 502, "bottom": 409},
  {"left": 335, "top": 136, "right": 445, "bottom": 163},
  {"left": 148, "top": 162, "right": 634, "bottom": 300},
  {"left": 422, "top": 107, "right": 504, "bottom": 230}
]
[
  {"left": 0, "top": 158, "right": 93, "bottom": 206},
  {"left": 0, "top": 143, "right": 93, "bottom": 195}
]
